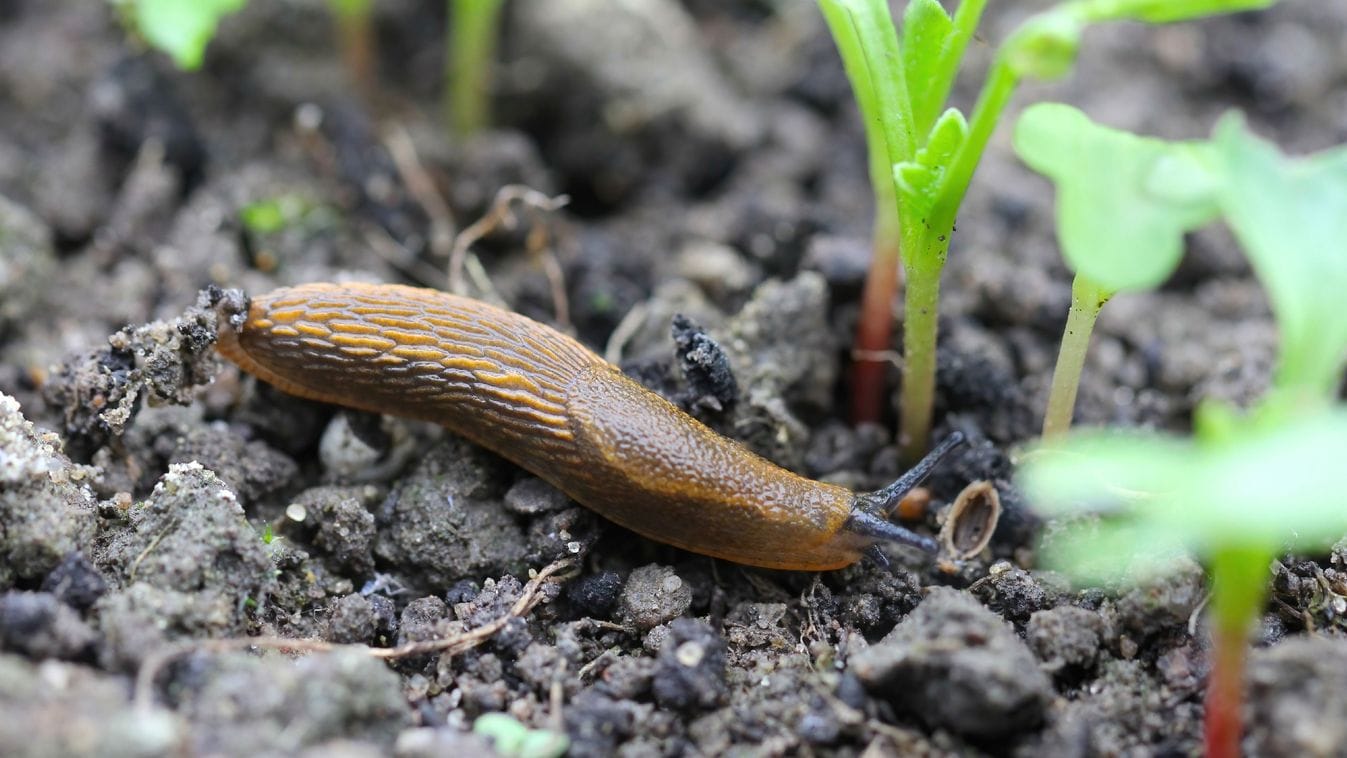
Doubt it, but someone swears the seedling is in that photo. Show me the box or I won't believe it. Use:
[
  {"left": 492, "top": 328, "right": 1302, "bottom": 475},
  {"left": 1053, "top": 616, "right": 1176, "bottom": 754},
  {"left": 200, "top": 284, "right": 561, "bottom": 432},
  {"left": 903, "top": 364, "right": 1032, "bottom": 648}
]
[
  {"left": 1013, "top": 104, "right": 1220, "bottom": 437},
  {"left": 473, "top": 712, "right": 568, "bottom": 758},
  {"left": 817, "top": 0, "right": 1276, "bottom": 460},
  {"left": 328, "top": 0, "right": 376, "bottom": 98},
  {"left": 111, "top": 0, "right": 247, "bottom": 70},
  {"left": 448, "top": 0, "right": 506, "bottom": 136},
  {"left": 1022, "top": 116, "right": 1347, "bottom": 758}
]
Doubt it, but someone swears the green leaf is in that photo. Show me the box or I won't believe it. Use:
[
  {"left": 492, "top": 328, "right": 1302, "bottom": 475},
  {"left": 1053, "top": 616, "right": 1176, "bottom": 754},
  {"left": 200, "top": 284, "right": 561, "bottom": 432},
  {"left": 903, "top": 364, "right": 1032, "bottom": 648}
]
[
  {"left": 327, "top": 0, "right": 372, "bottom": 20},
  {"left": 1013, "top": 103, "right": 1220, "bottom": 292},
  {"left": 239, "top": 195, "right": 314, "bottom": 235},
  {"left": 131, "top": 0, "right": 247, "bottom": 70},
  {"left": 1002, "top": 11, "right": 1082, "bottom": 81},
  {"left": 895, "top": 107, "right": 968, "bottom": 213},
  {"left": 473, "top": 713, "right": 568, "bottom": 758},
  {"left": 1076, "top": 0, "right": 1278, "bottom": 24},
  {"left": 474, "top": 713, "right": 528, "bottom": 753},
  {"left": 1038, "top": 517, "right": 1189, "bottom": 586},
  {"left": 1019, "top": 431, "right": 1192, "bottom": 517},
  {"left": 901, "top": 0, "right": 953, "bottom": 139},
  {"left": 818, "top": 0, "right": 916, "bottom": 254},
  {"left": 1022, "top": 410, "right": 1347, "bottom": 584},
  {"left": 1213, "top": 115, "right": 1347, "bottom": 398}
]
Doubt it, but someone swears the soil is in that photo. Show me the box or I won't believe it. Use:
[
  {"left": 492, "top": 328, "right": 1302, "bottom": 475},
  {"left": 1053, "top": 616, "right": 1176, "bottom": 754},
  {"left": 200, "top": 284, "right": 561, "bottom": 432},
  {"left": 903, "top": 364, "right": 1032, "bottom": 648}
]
[{"left": 1, "top": 0, "right": 1344, "bottom": 756}]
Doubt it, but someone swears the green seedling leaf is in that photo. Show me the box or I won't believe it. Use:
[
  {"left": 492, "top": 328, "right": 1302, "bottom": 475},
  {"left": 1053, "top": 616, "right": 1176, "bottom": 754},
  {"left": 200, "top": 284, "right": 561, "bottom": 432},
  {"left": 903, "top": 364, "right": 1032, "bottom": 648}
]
[
  {"left": 1003, "top": 11, "right": 1082, "bottom": 81},
  {"left": 1020, "top": 431, "right": 1192, "bottom": 516},
  {"left": 818, "top": 0, "right": 917, "bottom": 165},
  {"left": 1038, "top": 517, "right": 1189, "bottom": 586},
  {"left": 1014, "top": 103, "right": 1220, "bottom": 292},
  {"left": 473, "top": 713, "right": 568, "bottom": 758},
  {"left": 1024, "top": 410, "right": 1347, "bottom": 580},
  {"left": 901, "top": 0, "right": 953, "bottom": 138},
  {"left": 1074, "top": 0, "right": 1277, "bottom": 24},
  {"left": 129, "top": 0, "right": 247, "bottom": 70},
  {"left": 328, "top": 0, "right": 372, "bottom": 20},
  {"left": 1213, "top": 116, "right": 1347, "bottom": 398},
  {"left": 895, "top": 107, "right": 968, "bottom": 213},
  {"left": 239, "top": 195, "right": 315, "bottom": 235},
  {"left": 473, "top": 713, "right": 528, "bottom": 753}
]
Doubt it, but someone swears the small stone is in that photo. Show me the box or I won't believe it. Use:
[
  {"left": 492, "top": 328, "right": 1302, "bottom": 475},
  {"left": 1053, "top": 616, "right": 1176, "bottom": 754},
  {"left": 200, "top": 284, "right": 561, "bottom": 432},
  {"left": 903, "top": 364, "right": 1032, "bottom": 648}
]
[
  {"left": 850, "top": 587, "right": 1053, "bottom": 738},
  {"left": 619, "top": 565, "right": 693, "bottom": 631},
  {"left": 1026, "top": 605, "right": 1106, "bottom": 674},
  {"left": 652, "top": 618, "right": 726, "bottom": 711}
]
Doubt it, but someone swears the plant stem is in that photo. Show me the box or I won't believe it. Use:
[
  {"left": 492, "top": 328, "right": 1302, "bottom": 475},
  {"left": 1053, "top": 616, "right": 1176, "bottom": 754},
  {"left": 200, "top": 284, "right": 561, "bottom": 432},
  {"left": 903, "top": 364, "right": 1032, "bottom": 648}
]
[
  {"left": 851, "top": 211, "right": 902, "bottom": 423},
  {"left": 898, "top": 247, "right": 941, "bottom": 462},
  {"left": 447, "top": 0, "right": 505, "bottom": 137},
  {"left": 1204, "top": 546, "right": 1271, "bottom": 758},
  {"left": 818, "top": 0, "right": 916, "bottom": 426},
  {"left": 897, "top": 49, "right": 1019, "bottom": 461},
  {"left": 1042, "top": 274, "right": 1113, "bottom": 438},
  {"left": 331, "top": 0, "right": 375, "bottom": 101}
]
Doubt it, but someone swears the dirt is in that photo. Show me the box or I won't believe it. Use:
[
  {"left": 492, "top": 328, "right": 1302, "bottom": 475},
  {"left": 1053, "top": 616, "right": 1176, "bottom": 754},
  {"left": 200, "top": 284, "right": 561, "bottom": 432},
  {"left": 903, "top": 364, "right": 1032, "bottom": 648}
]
[{"left": 1, "top": 0, "right": 1345, "bottom": 755}]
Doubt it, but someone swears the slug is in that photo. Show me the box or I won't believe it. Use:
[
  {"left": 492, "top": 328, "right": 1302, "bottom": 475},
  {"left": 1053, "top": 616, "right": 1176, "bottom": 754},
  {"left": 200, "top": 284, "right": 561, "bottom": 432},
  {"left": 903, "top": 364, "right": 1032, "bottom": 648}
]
[{"left": 215, "top": 282, "right": 965, "bottom": 571}]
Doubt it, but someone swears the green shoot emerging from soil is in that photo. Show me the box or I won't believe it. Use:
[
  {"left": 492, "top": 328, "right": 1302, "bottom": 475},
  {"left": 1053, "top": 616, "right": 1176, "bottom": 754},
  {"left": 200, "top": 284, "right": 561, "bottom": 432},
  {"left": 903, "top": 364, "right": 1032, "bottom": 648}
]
[
  {"left": 328, "top": 0, "right": 376, "bottom": 98},
  {"left": 1022, "top": 114, "right": 1347, "bottom": 758},
  {"left": 448, "top": 0, "right": 506, "bottom": 136},
  {"left": 473, "top": 713, "right": 569, "bottom": 758},
  {"left": 113, "top": 0, "right": 247, "bottom": 70},
  {"left": 818, "top": 0, "right": 1276, "bottom": 461},
  {"left": 1013, "top": 104, "right": 1220, "bottom": 437}
]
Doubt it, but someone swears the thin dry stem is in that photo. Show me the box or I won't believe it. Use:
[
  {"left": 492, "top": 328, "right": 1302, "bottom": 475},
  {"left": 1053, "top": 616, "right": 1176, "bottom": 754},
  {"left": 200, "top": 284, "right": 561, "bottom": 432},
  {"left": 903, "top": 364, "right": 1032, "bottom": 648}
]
[
  {"left": 134, "top": 559, "right": 575, "bottom": 712},
  {"left": 382, "top": 124, "right": 457, "bottom": 260},
  {"left": 447, "top": 185, "right": 569, "bottom": 296}
]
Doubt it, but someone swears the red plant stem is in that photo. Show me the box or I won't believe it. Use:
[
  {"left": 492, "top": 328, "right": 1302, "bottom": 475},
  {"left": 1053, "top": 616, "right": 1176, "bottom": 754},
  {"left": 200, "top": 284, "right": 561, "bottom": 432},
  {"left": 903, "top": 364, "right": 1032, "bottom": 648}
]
[
  {"left": 1204, "top": 619, "right": 1247, "bottom": 758},
  {"left": 1203, "top": 547, "right": 1268, "bottom": 758},
  {"left": 850, "top": 238, "right": 901, "bottom": 424}
]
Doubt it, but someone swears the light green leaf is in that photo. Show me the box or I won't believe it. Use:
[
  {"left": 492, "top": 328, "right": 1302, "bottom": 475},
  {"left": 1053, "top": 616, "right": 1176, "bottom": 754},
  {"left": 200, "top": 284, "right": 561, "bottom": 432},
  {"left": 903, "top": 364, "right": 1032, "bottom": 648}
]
[
  {"left": 901, "top": 0, "right": 953, "bottom": 139},
  {"left": 328, "top": 0, "right": 372, "bottom": 20},
  {"left": 895, "top": 107, "right": 968, "bottom": 212},
  {"left": 1038, "top": 517, "right": 1189, "bottom": 586},
  {"left": 473, "top": 713, "right": 568, "bottom": 758},
  {"left": 1013, "top": 103, "right": 1220, "bottom": 292},
  {"left": 132, "top": 0, "right": 247, "bottom": 70},
  {"left": 1076, "top": 0, "right": 1277, "bottom": 24},
  {"left": 1019, "top": 431, "right": 1192, "bottom": 517},
  {"left": 1003, "top": 11, "right": 1082, "bottom": 81},
  {"left": 1213, "top": 116, "right": 1347, "bottom": 398},
  {"left": 1022, "top": 411, "right": 1347, "bottom": 585},
  {"left": 1172, "top": 411, "right": 1347, "bottom": 550}
]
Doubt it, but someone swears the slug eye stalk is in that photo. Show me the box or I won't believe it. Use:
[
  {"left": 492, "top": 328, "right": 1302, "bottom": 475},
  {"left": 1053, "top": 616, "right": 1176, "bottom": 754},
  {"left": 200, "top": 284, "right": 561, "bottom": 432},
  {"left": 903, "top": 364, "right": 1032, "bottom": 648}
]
[
  {"left": 856, "top": 431, "right": 966, "bottom": 515},
  {"left": 846, "top": 431, "right": 967, "bottom": 556}
]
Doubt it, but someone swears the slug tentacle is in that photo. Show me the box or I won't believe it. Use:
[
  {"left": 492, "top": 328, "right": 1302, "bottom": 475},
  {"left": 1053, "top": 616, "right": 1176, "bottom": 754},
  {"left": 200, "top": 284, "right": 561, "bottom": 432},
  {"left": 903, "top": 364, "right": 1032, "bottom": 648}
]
[
  {"left": 216, "top": 282, "right": 974, "bottom": 571},
  {"left": 852, "top": 431, "right": 966, "bottom": 517}
]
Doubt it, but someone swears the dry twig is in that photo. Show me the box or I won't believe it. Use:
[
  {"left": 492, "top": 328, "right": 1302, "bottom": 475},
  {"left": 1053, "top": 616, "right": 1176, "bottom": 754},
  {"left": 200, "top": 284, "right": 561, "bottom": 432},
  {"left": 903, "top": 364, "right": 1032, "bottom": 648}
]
[
  {"left": 447, "top": 185, "right": 570, "bottom": 323},
  {"left": 134, "top": 559, "right": 575, "bottom": 711}
]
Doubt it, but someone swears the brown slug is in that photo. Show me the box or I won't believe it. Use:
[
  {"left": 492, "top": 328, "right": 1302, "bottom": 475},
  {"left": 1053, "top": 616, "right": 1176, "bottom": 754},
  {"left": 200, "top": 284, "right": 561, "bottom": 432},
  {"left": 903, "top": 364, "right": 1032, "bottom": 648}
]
[{"left": 215, "top": 282, "right": 966, "bottom": 571}]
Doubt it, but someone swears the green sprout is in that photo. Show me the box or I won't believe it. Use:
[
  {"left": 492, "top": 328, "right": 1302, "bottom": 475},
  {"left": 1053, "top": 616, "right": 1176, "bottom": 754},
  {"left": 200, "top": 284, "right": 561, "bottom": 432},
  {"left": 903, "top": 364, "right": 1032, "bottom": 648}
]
[
  {"left": 447, "top": 0, "right": 506, "bottom": 137},
  {"left": 112, "top": 0, "right": 248, "bottom": 70},
  {"left": 1013, "top": 103, "right": 1220, "bottom": 437},
  {"left": 817, "top": 0, "right": 1276, "bottom": 460},
  {"left": 472, "top": 712, "right": 569, "bottom": 758},
  {"left": 1021, "top": 115, "right": 1347, "bottom": 758},
  {"left": 328, "top": 0, "right": 376, "bottom": 97},
  {"left": 239, "top": 195, "right": 318, "bottom": 236}
]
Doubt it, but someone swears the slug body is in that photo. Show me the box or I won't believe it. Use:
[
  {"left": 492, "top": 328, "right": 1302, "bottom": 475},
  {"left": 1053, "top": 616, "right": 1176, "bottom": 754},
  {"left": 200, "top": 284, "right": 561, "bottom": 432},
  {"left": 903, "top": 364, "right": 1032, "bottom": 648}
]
[{"left": 218, "top": 283, "right": 926, "bottom": 571}]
